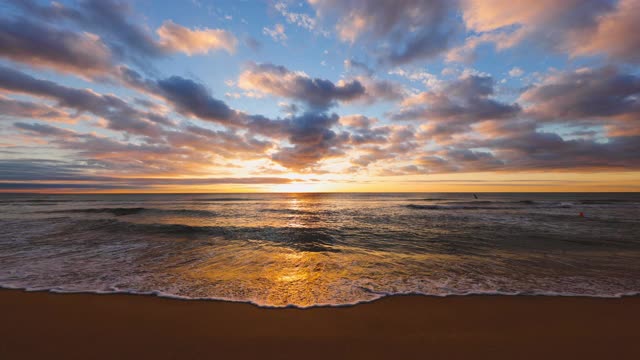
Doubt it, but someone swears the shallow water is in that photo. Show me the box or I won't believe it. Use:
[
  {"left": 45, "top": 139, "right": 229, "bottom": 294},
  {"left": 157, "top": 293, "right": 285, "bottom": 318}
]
[{"left": 1, "top": 193, "right": 639, "bottom": 307}]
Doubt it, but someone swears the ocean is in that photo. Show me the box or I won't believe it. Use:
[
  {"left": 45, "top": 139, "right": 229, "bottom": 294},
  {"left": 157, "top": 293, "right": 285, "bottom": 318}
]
[{"left": 1, "top": 192, "right": 639, "bottom": 307}]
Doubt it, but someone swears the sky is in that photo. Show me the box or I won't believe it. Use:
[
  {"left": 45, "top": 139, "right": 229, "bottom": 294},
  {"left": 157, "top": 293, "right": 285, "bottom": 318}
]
[{"left": 0, "top": 0, "right": 639, "bottom": 193}]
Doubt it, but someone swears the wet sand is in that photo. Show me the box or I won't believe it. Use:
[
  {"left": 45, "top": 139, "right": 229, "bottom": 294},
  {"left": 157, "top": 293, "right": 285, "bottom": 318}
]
[{"left": 1, "top": 289, "right": 639, "bottom": 359}]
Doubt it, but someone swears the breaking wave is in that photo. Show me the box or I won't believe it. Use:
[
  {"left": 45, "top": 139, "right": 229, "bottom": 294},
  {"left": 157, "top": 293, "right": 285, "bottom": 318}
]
[
  {"left": 42, "top": 207, "right": 218, "bottom": 217},
  {"left": 405, "top": 201, "right": 577, "bottom": 210}
]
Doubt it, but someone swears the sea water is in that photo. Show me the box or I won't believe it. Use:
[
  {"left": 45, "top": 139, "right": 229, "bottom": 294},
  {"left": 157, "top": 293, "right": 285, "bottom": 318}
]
[{"left": 1, "top": 193, "right": 639, "bottom": 307}]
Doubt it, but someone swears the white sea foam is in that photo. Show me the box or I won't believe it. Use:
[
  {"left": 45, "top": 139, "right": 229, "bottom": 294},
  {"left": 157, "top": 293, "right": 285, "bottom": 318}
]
[{"left": 2, "top": 283, "right": 640, "bottom": 309}]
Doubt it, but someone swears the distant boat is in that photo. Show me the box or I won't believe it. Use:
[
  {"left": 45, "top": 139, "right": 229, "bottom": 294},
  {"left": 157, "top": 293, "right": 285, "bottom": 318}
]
[{"left": 473, "top": 194, "right": 478, "bottom": 199}]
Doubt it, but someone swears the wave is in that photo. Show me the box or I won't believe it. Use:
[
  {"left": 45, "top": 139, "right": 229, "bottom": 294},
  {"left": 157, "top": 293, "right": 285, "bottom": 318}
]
[
  {"left": 406, "top": 198, "right": 453, "bottom": 201},
  {"left": 406, "top": 201, "right": 576, "bottom": 210},
  {"left": 260, "top": 208, "right": 317, "bottom": 215},
  {"left": 60, "top": 218, "right": 340, "bottom": 252},
  {"left": 579, "top": 199, "right": 639, "bottom": 205},
  {"left": 406, "top": 199, "right": 537, "bottom": 204},
  {"left": 443, "top": 200, "right": 543, "bottom": 205},
  {"left": 2, "top": 284, "right": 638, "bottom": 309},
  {"left": 0, "top": 199, "right": 79, "bottom": 205},
  {"left": 443, "top": 200, "right": 497, "bottom": 205},
  {"left": 441, "top": 199, "right": 639, "bottom": 206},
  {"left": 187, "top": 198, "right": 254, "bottom": 202},
  {"left": 42, "top": 207, "right": 218, "bottom": 217},
  {"left": 406, "top": 204, "right": 524, "bottom": 210}
]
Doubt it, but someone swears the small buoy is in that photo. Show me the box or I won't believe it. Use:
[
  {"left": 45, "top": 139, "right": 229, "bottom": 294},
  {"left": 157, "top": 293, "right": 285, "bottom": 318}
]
[{"left": 579, "top": 212, "right": 584, "bottom": 217}]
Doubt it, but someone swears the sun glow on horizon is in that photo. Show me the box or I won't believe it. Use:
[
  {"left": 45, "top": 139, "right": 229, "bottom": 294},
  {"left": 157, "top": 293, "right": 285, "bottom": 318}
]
[{"left": 2, "top": 169, "right": 640, "bottom": 194}]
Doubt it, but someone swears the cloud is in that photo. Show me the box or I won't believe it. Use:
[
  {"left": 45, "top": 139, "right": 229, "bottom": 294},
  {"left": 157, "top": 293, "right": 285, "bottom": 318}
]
[
  {"left": 0, "top": 182, "right": 126, "bottom": 190},
  {"left": 341, "top": 114, "right": 390, "bottom": 145},
  {"left": 461, "top": 0, "right": 611, "bottom": 35},
  {"left": 0, "top": 17, "right": 114, "bottom": 78},
  {"left": 570, "top": 0, "right": 640, "bottom": 63},
  {"left": 278, "top": 102, "right": 300, "bottom": 116},
  {"left": 4, "top": 0, "right": 639, "bottom": 183},
  {"left": 310, "top": 0, "right": 460, "bottom": 65},
  {"left": 114, "top": 66, "right": 362, "bottom": 170},
  {"left": 6, "top": 0, "right": 238, "bottom": 63},
  {"left": 8, "top": 0, "right": 164, "bottom": 60},
  {"left": 355, "top": 76, "right": 407, "bottom": 103},
  {"left": 484, "top": 130, "right": 640, "bottom": 171},
  {"left": 0, "top": 65, "right": 170, "bottom": 137},
  {"left": 391, "top": 74, "right": 520, "bottom": 140},
  {"left": 270, "top": 112, "right": 347, "bottom": 170},
  {"left": 0, "top": 96, "right": 72, "bottom": 122},
  {"left": 343, "top": 59, "right": 373, "bottom": 76},
  {"left": 460, "top": 0, "right": 640, "bottom": 64},
  {"left": 167, "top": 124, "right": 273, "bottom": 157},
  {"left": 0, "top": 178, "right": 292, "bottom": 190},
  {"left": 1, "top": 64, "right": 353, "bottom": 172},
  {"left": 340, "top": 114, "right": 377, "bottom": 128},
  {"left": 155, "top": 76, "right": 238, "bottom": 124},
  {"left": 156, "top": 20, "right": 237, "bottom": 55},
  {"left": 441, "top": 149, "right": 504, "bottom": 171},
  {"left": 347, "top": 124, "right": 418, "bottom": 168},
  {"left": 10, "top": 122, "right": 222, "bottom": 177},
  {"left": 263, "top": 24, "right": 287, "bottom": 43},
  {"left": 237, "top": 62, "right": 365, "bottom": 109},
  {"left": 388, "top": 68, "right": 443, "bottom": 88},
  {"left": 410, "top": 110, "right": 640, "bottom": 173},
  {"left": 13, "top": 122, "right": 77, "bottom": 138},
  {"left": 274, "top": 2, "right": 321, "bottom": 33},
  {"left": 0, "top": 159, "right": 294, "bottom": 190},
  {"left": 520, "top": 66, "right": 640, "bottom": 121},
  {"left": 404, "top": 151, "right": 477, "bottom": 174},
  {"left": 389, "top": 129, "right": 640, "bottom": 174},
  {"left": 509, "top": 67, "right": 524, "bottom": 77},
  {"left": 244, "top": 37, "right": 262, "bottom": 52},
  {"left": 338, "top": 116, "right": 416, "bottom": 167},
  {"left": 127, "top": 70, "right": 295, "bottom": 140},
  {"left": 445, "top": 31, "right": 516, "bottom": 64},
  {"left": 0, "top": 159, "right": 112, "bottom": 182}
]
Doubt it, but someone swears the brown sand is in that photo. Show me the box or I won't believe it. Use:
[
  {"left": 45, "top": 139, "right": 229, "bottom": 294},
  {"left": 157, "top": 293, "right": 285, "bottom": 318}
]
[{"left": 1, "top": 290, "right": 639, "bottom": 359}]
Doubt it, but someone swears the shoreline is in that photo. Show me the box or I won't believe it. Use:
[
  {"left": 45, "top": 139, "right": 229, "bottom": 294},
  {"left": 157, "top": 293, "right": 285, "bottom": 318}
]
[
  {"left": 2, "top": 289, "right": 639, "bottom": 359},
  {"left": 3, "top": 286, "right": 640, "bottom": 308}
]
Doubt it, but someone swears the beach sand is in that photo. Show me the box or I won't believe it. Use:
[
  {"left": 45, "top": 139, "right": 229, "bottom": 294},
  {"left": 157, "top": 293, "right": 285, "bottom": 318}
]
[{"left": 1, "top": 290, "right": 639, "bottom": 359}]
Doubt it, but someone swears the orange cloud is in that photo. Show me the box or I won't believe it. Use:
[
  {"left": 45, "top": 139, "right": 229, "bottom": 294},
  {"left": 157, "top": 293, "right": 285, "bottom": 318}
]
[
  {"left": 460, "top": 0, "right": 640, "bottom": 63},
  {"left": 157, "top": 20, "right": 237, "bottom": 55},
  {"left": 462, "top": 0, "right": 561, "bottom": 33},
  {"left": 570, "top": 0, "right": 640, "bottom": 63}
]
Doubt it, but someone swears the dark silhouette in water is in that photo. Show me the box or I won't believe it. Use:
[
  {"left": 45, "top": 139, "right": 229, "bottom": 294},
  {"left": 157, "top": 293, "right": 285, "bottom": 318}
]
[{"left": 473, "top": 194, "right": 478, "bottom": 199}]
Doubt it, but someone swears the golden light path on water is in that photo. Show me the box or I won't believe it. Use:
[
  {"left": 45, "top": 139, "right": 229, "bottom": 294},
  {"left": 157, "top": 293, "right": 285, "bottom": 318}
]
[
  {"left": 164, "top": 192, "right": 465, "bottom": 307},
  {"left": 174, "top": 244, "right": 458, "bottom": 307}
]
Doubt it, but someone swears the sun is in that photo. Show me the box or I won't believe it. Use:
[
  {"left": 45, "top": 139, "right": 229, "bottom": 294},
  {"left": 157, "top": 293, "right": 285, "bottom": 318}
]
[{"left": 271, "top": 181, "right": 323, "bottom": 193}]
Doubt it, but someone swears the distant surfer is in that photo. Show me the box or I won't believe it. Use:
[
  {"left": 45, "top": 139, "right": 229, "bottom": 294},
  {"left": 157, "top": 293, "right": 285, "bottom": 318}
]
[{"left": 473, "top": 193, "right": 478, "bottom": 199}]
